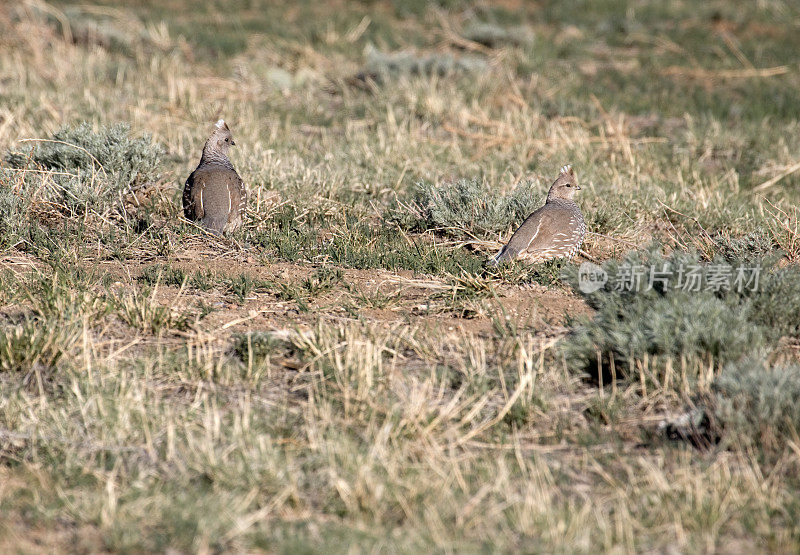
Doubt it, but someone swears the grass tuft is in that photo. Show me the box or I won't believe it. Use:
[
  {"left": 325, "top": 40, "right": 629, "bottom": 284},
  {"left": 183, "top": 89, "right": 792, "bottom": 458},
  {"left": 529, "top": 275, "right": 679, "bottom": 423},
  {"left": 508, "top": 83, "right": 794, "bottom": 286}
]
[
  {"left": 0, "top": 316, "right": 81, "bottom": 375},
  {"left": 111, "top": 286, "right": 189, "bottom": 333},
  {"left": 391, "top": 178, "right": 541, "bottom": 240}
]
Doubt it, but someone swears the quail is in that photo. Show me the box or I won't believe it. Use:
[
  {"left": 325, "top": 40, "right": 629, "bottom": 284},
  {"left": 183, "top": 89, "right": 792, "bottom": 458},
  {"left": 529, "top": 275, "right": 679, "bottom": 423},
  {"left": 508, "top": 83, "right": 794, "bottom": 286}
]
[
  {"left": 182, "top": 119, "right": 246, "bottom": 235},
  {"left": 490, "top": 165, "right": 585, "bottom": 266}
]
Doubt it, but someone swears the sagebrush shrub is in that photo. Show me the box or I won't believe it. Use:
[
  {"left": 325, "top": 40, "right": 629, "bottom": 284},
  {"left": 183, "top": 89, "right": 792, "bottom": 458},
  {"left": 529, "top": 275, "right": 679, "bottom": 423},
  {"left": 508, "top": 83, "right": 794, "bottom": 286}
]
[
  {"left": 361, "top": 44, "right": 487, "bottom": 83},
  {"left": 462, "top": 22, "right": 534, "bottom": 48},
  {"left": 710, "top": 229, "right": 776, "bottom": 262},
  {"left": 747, "top": 265, "right": 800, "bottom": 338},
  {"left": 560, "top": 248, "right": 796, "bottom": 385},
  {"left": 562, "top": 289, "right": 765, "bottom": 382},
  {"left": 0, "top": 184, "right": 25, "bottom": 245},
  {"left": 393, "top": 178, "right": 541, "bottom": 239},
  {"left": 4, "top": 122, "right": 163, "bottom": 213},
  {"left": 714, "top": 358, "right": 800, "bottom": 451}
]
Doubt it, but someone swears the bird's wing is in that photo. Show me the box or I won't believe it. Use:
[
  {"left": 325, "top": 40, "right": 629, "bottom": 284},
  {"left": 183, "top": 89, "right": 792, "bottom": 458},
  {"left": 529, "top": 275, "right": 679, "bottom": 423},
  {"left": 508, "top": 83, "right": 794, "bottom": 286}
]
[
  {"left": 492, "top": 209, "right": 544, "bottom": 263},
  {"left": 504, "top": 207, "right": 548, "bottom": 252},
  {"left": 498, "top": 205, "right": 578, "bottom": 261},
  {"left": 188, "top": 167, "right": 241, "bottom": 232},
  {"left": 183, "top": 171, "right": 204, "bottom": 220},
  {"left": 520, "top": 207, "right": 576, "bottom": 254},
  {"left": 228, "top": 172, "right": 246, "bottom": 224}
]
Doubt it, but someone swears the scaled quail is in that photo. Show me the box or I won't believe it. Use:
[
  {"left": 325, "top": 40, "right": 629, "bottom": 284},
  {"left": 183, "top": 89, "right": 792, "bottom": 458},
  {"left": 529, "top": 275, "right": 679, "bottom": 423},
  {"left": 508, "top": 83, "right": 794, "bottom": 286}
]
[
  {"left": 182, "top": 119, "right": 246, "bottom": 235},
  {"left": 490, "top": 165, "right": 585, "bottom": 266}
]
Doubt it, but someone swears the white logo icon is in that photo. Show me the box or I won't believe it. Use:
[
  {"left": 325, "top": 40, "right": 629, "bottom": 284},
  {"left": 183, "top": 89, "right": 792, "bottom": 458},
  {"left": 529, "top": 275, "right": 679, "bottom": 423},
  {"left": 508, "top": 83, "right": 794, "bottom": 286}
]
[{"left": 578, "top": 262, "right": 607, "bottom": 293}]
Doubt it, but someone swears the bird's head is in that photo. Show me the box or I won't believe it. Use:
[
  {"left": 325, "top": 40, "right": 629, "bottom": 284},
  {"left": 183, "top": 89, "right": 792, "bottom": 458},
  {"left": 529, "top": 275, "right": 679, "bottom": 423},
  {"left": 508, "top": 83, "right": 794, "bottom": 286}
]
[
  {"left": 547, "top": 164, "right": 580, "bottom": 201},
  {"left": 207, "top": 119, "right": 236, "bottom": 153}
]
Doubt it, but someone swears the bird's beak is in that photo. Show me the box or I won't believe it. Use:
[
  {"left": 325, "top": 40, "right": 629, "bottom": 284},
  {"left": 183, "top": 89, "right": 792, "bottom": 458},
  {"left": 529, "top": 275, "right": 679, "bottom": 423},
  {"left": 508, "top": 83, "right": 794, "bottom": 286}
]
[
  {"left": 230, "top": 140, "right": 236, "bottom": 146},
  {"left": 575, "top": 185, "right": 581, "bottom": 190}
]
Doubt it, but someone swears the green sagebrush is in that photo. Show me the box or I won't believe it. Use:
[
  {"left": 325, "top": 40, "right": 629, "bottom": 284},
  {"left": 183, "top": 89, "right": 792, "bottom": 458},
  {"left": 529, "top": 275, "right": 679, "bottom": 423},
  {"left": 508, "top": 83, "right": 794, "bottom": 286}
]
[
  {"left": 390, "top": 177, "right": 541, "bottom": 239},
  {"left": 714, "top": 358, "right": 800, "bottom": 452},
  {"left": 4, "top": 122, "right": 163, "bottom": 214},
  {"left": 560, "top": 247, "right": 799, "bottom": 385}
]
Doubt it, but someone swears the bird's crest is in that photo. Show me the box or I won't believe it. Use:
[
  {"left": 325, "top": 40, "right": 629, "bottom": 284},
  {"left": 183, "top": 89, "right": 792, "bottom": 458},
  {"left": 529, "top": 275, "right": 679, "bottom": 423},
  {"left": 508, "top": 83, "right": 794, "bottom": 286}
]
[
  {"left": 214, "top": 119, "right": 228, "bottom": 130},
  {"left": 559, "top": 164, "right": 574, "bottom": 176}
]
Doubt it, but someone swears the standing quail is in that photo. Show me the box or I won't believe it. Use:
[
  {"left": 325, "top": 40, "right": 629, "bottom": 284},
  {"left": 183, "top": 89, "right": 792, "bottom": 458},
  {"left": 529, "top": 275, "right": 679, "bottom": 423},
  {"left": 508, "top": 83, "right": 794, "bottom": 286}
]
[
  {"left": 490, "top": 165, "right": 585, "bottom": 266},
  {"left": 182, "top": 119, "right": 246, "bottom": 235}
]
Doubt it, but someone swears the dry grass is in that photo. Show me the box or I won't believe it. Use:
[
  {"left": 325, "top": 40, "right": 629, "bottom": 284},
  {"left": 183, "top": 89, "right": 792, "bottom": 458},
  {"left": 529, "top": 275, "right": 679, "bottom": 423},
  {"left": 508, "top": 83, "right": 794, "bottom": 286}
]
[{"left": 2, "top": 0, "right": 800, "bottom": 551}]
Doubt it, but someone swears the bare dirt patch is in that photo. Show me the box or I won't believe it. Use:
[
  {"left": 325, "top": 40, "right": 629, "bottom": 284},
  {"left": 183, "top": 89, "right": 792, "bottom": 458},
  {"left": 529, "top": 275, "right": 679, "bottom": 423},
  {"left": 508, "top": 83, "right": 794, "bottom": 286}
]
[{"left": 96, "top": 249, "right": 592, "bottom": 341}]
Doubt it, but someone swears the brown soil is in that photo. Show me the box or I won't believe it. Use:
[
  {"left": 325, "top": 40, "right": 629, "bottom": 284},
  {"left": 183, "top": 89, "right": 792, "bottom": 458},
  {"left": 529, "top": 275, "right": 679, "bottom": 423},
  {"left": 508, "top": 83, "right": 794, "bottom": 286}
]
[{"left": 91, "top": 246, "right": 592, "bottom": 342}]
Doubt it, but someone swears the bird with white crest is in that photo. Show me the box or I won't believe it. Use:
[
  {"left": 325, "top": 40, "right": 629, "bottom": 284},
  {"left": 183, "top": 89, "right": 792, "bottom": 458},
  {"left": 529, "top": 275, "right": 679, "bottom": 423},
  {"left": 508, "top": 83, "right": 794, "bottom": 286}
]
[{"left": 182, "top": 119, "right": 246, "bottom": 235}]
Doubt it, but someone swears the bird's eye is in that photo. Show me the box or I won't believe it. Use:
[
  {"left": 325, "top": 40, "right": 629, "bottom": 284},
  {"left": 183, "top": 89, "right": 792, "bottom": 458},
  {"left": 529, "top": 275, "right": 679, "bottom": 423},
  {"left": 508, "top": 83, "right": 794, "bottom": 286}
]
[
  {"left": 566, "top": 183, "right": 571, "bottom": 187},
  {"left": 225, "top": 138, "right": 229, "bottom": 142}
]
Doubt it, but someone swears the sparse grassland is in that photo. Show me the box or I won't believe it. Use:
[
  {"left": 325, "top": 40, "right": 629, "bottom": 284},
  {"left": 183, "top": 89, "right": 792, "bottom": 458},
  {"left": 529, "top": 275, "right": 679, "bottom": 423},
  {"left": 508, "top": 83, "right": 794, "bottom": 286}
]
[{"left": 2, "top": 0, "right": 800, "bottom": 551}]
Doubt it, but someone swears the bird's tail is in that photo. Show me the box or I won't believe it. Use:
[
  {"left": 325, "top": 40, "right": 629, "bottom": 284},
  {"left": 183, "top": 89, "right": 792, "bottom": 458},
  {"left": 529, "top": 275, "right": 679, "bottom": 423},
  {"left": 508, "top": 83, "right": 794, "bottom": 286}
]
[{"left": 488, "top": 247, "right": 506, "bottom": 267}]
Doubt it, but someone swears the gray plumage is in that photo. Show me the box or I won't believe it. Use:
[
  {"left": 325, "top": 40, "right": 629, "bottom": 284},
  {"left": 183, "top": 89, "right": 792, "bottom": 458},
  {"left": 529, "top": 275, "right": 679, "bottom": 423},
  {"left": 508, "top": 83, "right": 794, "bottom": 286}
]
[
  {"left": 490, "top": 165, "right": 585, "bottom": 266},
  {"left": 183, "top": 119, "right": 246, "bottom": 235}
]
